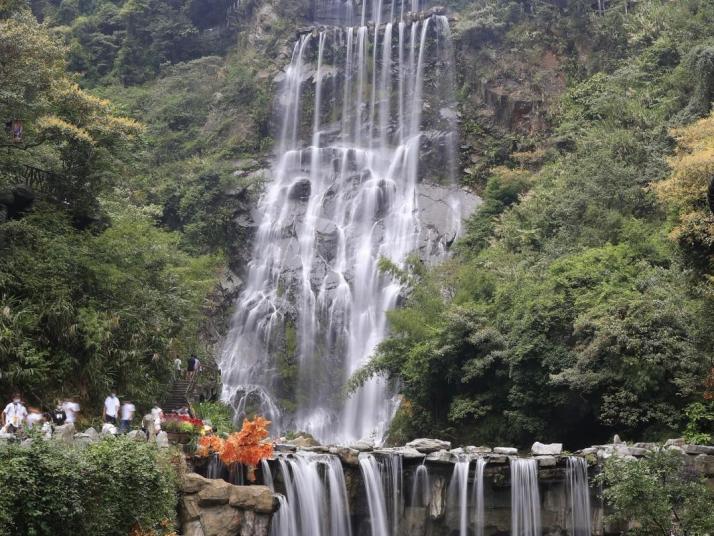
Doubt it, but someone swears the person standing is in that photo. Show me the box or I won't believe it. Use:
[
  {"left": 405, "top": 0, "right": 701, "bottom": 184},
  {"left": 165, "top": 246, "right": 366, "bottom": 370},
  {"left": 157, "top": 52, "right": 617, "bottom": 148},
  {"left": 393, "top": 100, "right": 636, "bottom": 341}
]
[
  {"left": 187, "top": 354, "right": 196, "bottom": 380},
  {"left": 26, "top": 407, "right": 43, "bottom": 429},
  {"left": 62, "top": 398, "right": 80, "bottom": 426},
  {"left": 174, "top": 357, "right": 182, "bottom": 379},
  {"left": 150, "top": 403, "right": 163, "bottom": 433},
  {"left": 119, "top": 399, "right": 136, "bottom": 433},
  {"left": 103, "top": 390, "right": 120, "bottom": 425},
  {"left": 1, "top": 394, "right": 27, "bottom": 433}
]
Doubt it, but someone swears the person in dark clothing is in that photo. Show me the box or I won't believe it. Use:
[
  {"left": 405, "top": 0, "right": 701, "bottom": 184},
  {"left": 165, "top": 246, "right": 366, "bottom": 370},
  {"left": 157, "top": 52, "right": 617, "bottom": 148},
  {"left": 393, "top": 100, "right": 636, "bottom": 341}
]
[{"left": 187, "top": 354, "right": 200, "bottom": 380}]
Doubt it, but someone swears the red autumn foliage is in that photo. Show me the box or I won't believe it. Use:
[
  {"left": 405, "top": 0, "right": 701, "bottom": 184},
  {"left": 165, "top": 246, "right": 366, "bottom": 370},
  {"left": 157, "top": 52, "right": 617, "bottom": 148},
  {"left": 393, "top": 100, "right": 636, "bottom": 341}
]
[{"left": 195, "top": 416, "right": 273, "bottom": 482}]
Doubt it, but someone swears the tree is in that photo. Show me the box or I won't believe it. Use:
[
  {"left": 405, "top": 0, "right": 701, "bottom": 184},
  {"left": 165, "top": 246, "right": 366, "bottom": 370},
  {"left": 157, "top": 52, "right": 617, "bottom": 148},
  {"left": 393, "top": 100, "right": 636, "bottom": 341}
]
[
  {"left": 197, "top": 417, "right": 273, "bottom": 482},
  {"left": 600, "top": 449, "right": 714, "bottom": 535},
  {"left": 0, "top": 9, "right": 142, "bottom": 215}
]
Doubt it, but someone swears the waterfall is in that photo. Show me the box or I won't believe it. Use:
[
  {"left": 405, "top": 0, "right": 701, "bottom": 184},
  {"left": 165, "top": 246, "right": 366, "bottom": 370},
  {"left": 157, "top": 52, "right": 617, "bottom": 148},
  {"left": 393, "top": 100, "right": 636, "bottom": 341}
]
[
  {"left": 271, "top": 495, "right": 291, "bottom": 536},
  {"left": 228, "top": 463, "right": 245, "bottom": 485},
  {"left": 511, "top": 459, "right": 541, "bottom": 536},
  {"left": 473, "top": 458, "right": 486, "bottom": 536},
  {"left": 207, "top": 454, "right": 225, "bottom": 479},
  {"left": 446, "top": 456, "right": 470, "bottom": 536},
  {"left": 326, "top": 456, "right": 353, "bottom": 536},
  {"left": 262, "top": 459, "right": 274, "bottom": 490},
  {"left": 566, "top": 456, "right": 591, "bottom": 536},
  {"left": 220, "top": 0, "right": 463, "bottom": 444},
  {"left": 358, "top": 453, "right": 403, "bottom": 535},
  {"left": 275, "top": 453, "right": 352, "bottom": 536},
  {"left": 410, "top": 463, "right": 430, "bottom": 507},
  {"left": 359, "top": 455, "right": 390, "bottom": 536}
]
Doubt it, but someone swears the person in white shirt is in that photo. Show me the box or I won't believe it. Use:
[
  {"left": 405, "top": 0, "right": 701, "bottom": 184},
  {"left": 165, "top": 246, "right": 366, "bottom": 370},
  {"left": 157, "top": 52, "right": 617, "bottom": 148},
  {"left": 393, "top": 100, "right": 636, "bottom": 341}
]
[
  {"left": 62, "top": 398, "right": 80, "bottom": 425},
  {"left": 26, "top": 407, "right": 44, "bottom": 429},
  {"left": 1, "top": 394, "right": 28, "bottom": 433},
  {"left": 119, "top": 400, "right": 136, "bottom": 433},
  {"left": 103, "top": 390, "right": 121, "bottom": 425},
  {"left": 174, "top": 357, "right": 182, "bottom": 379},
  {"left": 150, "top": 404, "right": 163, "bottom": 433}
]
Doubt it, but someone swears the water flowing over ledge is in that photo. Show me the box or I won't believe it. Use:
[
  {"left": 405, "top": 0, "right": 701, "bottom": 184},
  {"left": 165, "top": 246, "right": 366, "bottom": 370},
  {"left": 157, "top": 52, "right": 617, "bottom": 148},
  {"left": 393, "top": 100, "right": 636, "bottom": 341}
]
[
  {"left": 188, "top": 437, "right": 714, "bottom": 536},
  {"left": 219, "top": 1, "right": 478, "bottom": 445}
]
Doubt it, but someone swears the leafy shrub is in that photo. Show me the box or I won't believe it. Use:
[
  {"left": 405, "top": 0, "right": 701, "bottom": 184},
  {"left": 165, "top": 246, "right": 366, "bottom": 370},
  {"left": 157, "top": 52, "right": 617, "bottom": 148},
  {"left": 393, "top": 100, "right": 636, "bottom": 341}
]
[
  {"left": 194, "top": 402, "right": 235, "bottom": 435},
  {"left": 600, "top": 448, "right": 714, "bottom": 535},
  {"left": 0, "top": 436, "right": 178, "bottom": 536},
  {"left": 683, "top": 402, "right": 714, "bottom": 445}
]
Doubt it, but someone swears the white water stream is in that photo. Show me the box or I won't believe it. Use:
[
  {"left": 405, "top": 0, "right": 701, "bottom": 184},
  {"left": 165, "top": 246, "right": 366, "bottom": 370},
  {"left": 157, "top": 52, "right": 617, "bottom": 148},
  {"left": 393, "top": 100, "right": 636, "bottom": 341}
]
[{"left": 219, "top": 2, "right": 461, "bottom": 444}]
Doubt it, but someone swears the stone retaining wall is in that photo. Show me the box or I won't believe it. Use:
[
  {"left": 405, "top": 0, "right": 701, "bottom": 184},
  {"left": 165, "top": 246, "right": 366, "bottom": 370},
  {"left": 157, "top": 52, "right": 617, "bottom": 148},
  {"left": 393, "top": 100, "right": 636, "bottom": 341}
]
[{"left": 179, "top": 473, "right": 277, "bottom": 536}]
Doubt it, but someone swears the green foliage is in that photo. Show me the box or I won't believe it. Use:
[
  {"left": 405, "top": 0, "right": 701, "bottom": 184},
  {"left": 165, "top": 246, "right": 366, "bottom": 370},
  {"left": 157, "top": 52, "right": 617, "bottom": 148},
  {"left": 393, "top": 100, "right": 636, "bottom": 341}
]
[
  {"left": 0, "top": 436, "right": 178, "bottom": 536},
  {"left": 600, "top": 449, "right": 714, "bottom": 535},
  {"left": 683, "top": 402, "right": 714, "bottom": 445},
  {"left": 195, "top": 401, "right": 236, "bottom": 435},
  {"left": 0, "top": 205, "right": 220, "bottom": 408},
  {"left": 29, "top": 0, "right": 240, "bottom": 86}
]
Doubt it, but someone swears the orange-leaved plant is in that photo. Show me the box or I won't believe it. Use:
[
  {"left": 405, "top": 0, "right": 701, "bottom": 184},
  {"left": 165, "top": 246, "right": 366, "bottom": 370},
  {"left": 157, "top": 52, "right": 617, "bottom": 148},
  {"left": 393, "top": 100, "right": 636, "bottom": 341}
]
[
  {"left": 221, "top": 416, "right": 273, "bottom": 481},
  {"left": 196, "top": 435, "right": 225, "bottom": 457},
  {"left": 196, "top": 417, "right": 273, "bottom": 482}
]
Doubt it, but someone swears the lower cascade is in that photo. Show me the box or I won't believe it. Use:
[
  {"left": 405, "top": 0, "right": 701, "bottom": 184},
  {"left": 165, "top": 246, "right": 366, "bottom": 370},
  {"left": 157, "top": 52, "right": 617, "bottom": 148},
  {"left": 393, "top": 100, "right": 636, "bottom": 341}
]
[
  {"left": 511, "top": 458, "right": 542, "bottom": 536},
  {"left": 473, "top": 458, "right": 487, "bottom": 536},
  {"left": 274, "top": 452, "right": 353, "bottom": 536},
  {"left": 446, "top": 456, "right": 470, "bottom": 536},
  {"left": 566, "top": 456, "right": 592, "bottom": 536},
  {"left": 259, "top": 451, "right": 591, "bottom": 536}
]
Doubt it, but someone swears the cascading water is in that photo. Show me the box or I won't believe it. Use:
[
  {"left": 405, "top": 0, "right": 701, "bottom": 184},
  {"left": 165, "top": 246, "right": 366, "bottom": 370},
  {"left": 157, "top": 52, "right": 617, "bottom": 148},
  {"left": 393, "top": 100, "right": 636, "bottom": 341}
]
[
  {"left": 275, "top": 453, "right": 352, "bottom": 536},
  {"left": 566, "top": 456, "right": 591, "bottom": 536},
  {"left": 262, "top": 459, "right": 274, "bottom": 490},
  {"left": 271, "top": 495, "right": 291, "bottom": 536},
  {"left": 207, "top": 453, "right": 225, "bottom": 479},
  {"left": 359, "top": 453, "right": 404, "bottom": 536},
  {"left": 410, "top": 463, "right": 430, "bottom": 507},
  {"left": 219, "top": 0, "right": 464, "bottom": 443},
  {"left": 473, "top": 458, "right": 487, "bottom": 536},
  {"left": 359, "top": 454, "right": 390, "bottom": 536},
  {"left": 446, "top": 456, "right": 470, "bottom": 536},
  {"left": 511, "top": 459, "right": 541, "bottom": 536}
]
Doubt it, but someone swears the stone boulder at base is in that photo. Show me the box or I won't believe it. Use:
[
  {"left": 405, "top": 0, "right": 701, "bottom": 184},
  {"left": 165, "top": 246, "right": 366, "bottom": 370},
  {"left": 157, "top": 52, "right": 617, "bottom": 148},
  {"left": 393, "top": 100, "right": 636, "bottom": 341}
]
[
  {"left": 179, "top": 473, "right": 277, "bottom": 536},
  {"left": 156, "top": 430, "right": 169, "bottom": 448},
  {"left": 52, "top": 423, "right": 75, "bottom": 443},
  {"left": 406, "top": 438, "right": 452, "bottom": 453},
  {"left": 127, "top": 430, "right": 147, "bottom": 441},
  {"left": 229, "top": 485, "right": 277, "bottom": 513},
  {"left": 531, "top": 442, "right": 563, "bottom": 456}
]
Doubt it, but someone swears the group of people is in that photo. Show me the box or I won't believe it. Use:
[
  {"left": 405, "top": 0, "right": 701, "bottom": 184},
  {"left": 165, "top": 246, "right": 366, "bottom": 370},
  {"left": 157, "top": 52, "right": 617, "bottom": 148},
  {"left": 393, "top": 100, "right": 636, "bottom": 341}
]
[
  {"left": 174, "top": 354, "right": 202, "bottom": 380},
  {"left": 1, "top": 391, "right": 166, "bottom": 437}
]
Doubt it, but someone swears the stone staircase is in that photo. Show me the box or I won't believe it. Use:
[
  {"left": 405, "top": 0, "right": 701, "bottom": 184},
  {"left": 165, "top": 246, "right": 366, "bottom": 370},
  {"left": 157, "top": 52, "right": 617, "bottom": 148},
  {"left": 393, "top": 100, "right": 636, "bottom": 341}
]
[{"left": 163, "top": 378, "right": 193, "bottom": 413}]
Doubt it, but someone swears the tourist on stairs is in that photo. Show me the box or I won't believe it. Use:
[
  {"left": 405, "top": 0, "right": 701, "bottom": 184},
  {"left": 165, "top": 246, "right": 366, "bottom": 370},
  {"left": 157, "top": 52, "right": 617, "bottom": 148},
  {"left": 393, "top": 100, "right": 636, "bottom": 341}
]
[{"left": 174, "top": 356, "right": 182, "bottom": 379}]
